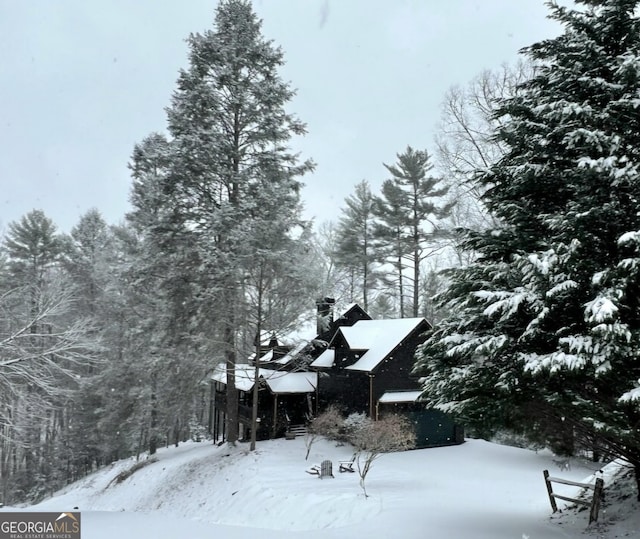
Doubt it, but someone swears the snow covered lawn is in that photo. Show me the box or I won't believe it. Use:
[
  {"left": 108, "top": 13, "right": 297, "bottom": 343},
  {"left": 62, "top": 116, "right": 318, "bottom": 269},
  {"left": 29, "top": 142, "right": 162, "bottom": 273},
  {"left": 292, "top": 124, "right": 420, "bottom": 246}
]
[{"left": 6, "top": 437, "right": 632, "bottom": 538}]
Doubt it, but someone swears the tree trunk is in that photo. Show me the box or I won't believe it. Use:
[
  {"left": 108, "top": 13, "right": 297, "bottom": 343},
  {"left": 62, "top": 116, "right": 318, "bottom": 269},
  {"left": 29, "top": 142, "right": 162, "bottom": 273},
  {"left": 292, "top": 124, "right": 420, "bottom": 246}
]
[
  {"left": 397, "top": 249, "right": 405, "bottom": 318},
  {"left": 363, "top": 226, "right": 369, "bottom": 312},
  {"left": 250, "top": 267, "right": 264, "bottom": 451},
  {"left": 413, "top": 245, "right": 420, "bottom": 317},
  {"left": 225, "top": 285, "right": 239, "bottom": 445},
  {"left": 149, "top": 371, "right": 158, "bottom": 455}
]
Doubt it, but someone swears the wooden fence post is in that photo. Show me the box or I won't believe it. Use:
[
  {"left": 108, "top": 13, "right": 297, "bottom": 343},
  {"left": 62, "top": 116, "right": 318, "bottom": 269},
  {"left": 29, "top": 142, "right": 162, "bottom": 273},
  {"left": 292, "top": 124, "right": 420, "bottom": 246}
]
[
  {"left": 589, "top": 477, "right": 604, "bottom": 525},
  {"left": 543, "top": 469, "right": 558, "bottom": 512},
  {"left": 544, "top": 470, "right": 604, "bottom": 524}
]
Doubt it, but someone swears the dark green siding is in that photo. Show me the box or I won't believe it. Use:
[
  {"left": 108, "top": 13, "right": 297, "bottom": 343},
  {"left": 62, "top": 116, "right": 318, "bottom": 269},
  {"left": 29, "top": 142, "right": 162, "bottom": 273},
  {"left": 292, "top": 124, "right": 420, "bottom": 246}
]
[{"left": 406, "top": 409, "right": 464, "bottom": 448}]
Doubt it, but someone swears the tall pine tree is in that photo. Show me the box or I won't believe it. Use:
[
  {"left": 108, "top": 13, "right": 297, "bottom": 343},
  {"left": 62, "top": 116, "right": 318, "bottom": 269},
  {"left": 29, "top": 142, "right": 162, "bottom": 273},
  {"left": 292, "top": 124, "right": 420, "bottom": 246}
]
[
  {"left": 334, "top": 180, "right": 379, "bottom": 312},
  {"left": 130, "top": 0, "right": 313, "bottom": 445},
  {"left": 372, "top": 179, "right": 410, "bottom": 317},
  {"left": 378, "top": 147, "right": 452, "bottom": 317},
  {"left": 416, "top": 0, "right": 640, "bottom": 493}
]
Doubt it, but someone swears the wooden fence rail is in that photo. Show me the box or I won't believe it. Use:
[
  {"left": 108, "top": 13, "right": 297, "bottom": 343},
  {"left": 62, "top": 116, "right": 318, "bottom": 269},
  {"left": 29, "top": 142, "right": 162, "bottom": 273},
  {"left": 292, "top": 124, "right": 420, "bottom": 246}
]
[{"left": 543, "top": 469, "right": 604, "bottom": 524}]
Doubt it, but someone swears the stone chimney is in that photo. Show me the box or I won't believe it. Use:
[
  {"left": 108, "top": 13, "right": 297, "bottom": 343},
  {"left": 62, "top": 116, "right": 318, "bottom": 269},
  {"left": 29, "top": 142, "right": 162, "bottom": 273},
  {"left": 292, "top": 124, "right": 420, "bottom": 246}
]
[{"left": 316, "top": 297, "right": 336, "bottom": 335}]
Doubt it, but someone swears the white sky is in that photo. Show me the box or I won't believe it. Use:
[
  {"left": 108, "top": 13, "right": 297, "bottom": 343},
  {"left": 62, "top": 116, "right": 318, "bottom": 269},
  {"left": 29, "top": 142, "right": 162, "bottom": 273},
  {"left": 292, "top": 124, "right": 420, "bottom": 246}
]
[{"left": 0, "top": 1, "right": 563, "bottom": 233}]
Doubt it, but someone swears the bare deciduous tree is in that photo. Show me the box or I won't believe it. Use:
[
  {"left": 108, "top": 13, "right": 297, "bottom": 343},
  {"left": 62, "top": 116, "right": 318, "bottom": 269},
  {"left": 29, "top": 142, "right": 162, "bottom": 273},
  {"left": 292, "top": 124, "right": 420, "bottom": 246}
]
[
  {"left": 0, "top": 281, "right": 97, "bottom": 399},
  {"left": 0, "top": 276, "right": 99, "bottom": 503},
  {"left": 436, "top": 60, "right": 534, "bottom": 246},
  {"left": 348, "top": 415, "right": 416, "bottom": 497},
  {"left": 304, "top": 405, "right": 343, "bottom": 460}
]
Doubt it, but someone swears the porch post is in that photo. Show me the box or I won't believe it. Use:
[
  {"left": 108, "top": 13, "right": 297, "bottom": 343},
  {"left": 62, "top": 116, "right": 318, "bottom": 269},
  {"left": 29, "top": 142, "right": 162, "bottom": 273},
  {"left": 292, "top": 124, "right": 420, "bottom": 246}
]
[
  {"left": 272, "top": 395, "right": 279, "bottom": 439},
  {"left": 369, "top": 374, "right": 375, "bottom": 419},
  {"left": 208, "top": 380, "right": 214, "bottom": 435}
]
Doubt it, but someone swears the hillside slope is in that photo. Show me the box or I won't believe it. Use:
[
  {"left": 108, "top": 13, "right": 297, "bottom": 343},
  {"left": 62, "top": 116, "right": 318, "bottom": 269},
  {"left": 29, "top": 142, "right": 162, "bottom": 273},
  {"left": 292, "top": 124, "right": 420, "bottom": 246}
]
[{"left": 9, "top": 437, "right": 634, "bottom": 538}]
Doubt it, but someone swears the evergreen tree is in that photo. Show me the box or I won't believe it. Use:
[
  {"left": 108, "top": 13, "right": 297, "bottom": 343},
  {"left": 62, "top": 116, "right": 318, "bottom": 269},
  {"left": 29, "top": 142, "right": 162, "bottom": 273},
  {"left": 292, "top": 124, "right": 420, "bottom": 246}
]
[
  {"left": 372, "top": 179, "right": 410, "bottom": 317},
  {"left": 416, "top": 0, "right": 640, "bottom": 493},
  {"left": 61, "top": 209, "right": 112, "bottom": 318},
  {"left": 94, "top": 223, "right": 165, "bottom": 460},
  {"left": 379, "top": 147, "right": 452, "bottom": 317},
  {"left": 130, "top": 0, "right": 313, "bottom": 445},
  {"left": 334, "top": 180, "right": 379, "bottom": 312},
  {"left": 5, "top": 210, "right": 62, "bottom": 318},
  {"left": 312, "top": 222, "right": 358, "bottom": 307}
]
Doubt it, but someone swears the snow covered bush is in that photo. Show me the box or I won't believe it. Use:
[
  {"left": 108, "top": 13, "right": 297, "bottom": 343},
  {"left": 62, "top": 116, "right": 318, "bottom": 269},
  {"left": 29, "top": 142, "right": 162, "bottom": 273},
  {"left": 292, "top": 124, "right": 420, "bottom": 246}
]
[{"left": 340, "top": 412, "right": 371, "bottom": 443}]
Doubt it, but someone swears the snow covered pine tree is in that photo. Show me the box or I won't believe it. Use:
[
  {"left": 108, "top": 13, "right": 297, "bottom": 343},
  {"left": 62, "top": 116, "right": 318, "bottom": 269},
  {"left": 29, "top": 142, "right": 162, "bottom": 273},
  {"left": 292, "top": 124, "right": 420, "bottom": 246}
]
[
  {"left": 415, "top": 0, "right": 640, "bottom": 498},
  {"left": 129, "top": 0, "right": 313, "bottom": 446}
]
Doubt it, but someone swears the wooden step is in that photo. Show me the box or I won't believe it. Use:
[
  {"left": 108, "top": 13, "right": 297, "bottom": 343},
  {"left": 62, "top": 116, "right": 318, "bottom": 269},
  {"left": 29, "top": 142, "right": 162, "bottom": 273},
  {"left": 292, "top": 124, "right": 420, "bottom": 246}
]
[{"left": 288, "top": 424, "right": 307, "bottom": 437}]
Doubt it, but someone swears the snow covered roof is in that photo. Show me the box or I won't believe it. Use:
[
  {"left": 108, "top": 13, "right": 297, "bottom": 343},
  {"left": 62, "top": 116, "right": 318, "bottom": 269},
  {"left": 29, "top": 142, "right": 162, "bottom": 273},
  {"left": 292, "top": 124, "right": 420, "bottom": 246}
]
[
  {"left": 211, "top": 364, "right": 317, "bottom": 394},
  {"left": 253, "top": 312, "right": 318, "bottom": 367},
  {"left": 338, "top": 318, "right": 427, "bottom": 372},
  {"left": 379, "top": 390, "right": 424, "bottom": 404},
  {"left": 211, "top": 364, "right": 257, "bottom": 392},
  {"left": 273, "top": 340, "right": 309, "bottom": 365},
  {"left": 310, "top": 349, "right": 335, "bottom": 368},
  {"left": 257, "top": 304, "right": 371, "bottom": 367},
  {"left": 276, "top": 312, "right": 317, "bottom": 345},
  {"left": 264, "top": 371, "right": 317, "bottom": 394},
  {"left": 256, "top": 330, "right": 278, "bottom": 347},
  {"left": 259, "top": 349, "right": 274, "bottom": 362}
]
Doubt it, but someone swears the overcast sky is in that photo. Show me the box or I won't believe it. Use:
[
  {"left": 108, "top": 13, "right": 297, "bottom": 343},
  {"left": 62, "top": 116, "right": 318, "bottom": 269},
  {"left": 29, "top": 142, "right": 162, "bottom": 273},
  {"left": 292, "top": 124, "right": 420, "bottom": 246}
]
[{"left": 0, "top": 1, "right": 564, "bottom": 233}]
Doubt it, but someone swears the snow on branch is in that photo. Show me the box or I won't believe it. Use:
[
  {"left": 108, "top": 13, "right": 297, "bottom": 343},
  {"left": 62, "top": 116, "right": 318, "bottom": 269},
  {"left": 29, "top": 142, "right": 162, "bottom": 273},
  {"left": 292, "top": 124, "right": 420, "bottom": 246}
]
[
  {"left": 618, "top": 258, "right": 640, "bottom": 272},
  {"left": 545, "top": 279, "right": 578, "bottom": 298},
  {"left": 619, "top": 382, "right": 640, "bottom": 404},
  {"left": 472, "top": 288, "right": 537, "bottom": 322},
  {"left": 520, "top": 306, "right": 550, "bottom": 341},
  {"left": 566, "top": 128, "right": 609, "bottom": 152},
  {"left": 446, "top": 334, "right": 508, "bottom": 359},
  {"left": 618, "top": 230, "right": 640, "bottom": 247},
  {"left": 526, "top": 251, "right": 556, "bottom": 275},
  {"left": 591, "top": 322, "right": 632, "bottom": 343},
  {"left": 532, "top": 100, "right": 594, "bottom": 119},
  {"left": 585, "top": 296, "right": 619, "bottom": 325},
  {"left": 522, "top": 351, "right": 584, "bottom": 374},
  {"left": 0, "top": 283, "right": 99, "bottom": 397}
]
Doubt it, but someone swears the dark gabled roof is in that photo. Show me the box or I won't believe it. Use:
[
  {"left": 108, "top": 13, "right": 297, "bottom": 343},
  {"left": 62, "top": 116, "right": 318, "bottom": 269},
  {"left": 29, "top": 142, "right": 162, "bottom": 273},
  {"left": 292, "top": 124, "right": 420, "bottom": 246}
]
[
  {"left": 258, "top": 303, "right": 372, "bottom": 369},
  {"left": 337, "top": 317, "right": 430, "bottom": 372},
  {"left": 316, "top": 303, "right": 371, "bottom": 343}
]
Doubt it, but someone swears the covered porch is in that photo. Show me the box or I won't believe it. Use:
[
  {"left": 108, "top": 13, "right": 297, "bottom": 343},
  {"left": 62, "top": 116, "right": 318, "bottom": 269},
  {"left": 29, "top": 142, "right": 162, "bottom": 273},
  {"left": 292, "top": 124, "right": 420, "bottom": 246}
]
[{"left": 210, "top": 364, "right": 318, "bottom": 442}]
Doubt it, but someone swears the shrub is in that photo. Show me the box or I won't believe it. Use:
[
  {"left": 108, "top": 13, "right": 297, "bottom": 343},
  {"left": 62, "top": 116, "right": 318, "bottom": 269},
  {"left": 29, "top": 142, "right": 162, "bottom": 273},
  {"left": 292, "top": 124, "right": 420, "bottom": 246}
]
[
  {"left": 348, "top": 415, "right": 416, "bottom": 497},
  {"left": 304, "top": 405, "right": 344, "bottom": 460}
]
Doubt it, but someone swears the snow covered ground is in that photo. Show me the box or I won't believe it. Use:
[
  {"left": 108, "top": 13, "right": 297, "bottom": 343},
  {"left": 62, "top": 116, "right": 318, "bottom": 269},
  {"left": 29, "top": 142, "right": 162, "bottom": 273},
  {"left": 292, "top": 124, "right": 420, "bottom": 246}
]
[{"left": 4, "top": 437, "right": 639, "bottom": 538}]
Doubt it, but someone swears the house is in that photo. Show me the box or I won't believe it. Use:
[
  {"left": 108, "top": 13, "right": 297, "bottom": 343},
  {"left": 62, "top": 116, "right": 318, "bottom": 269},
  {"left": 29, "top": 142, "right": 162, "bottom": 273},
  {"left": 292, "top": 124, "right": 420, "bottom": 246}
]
[
  {"left": 311, "top": 317, "right": 431, "bottom": 418},
  {"left": 209, "top": 299, "right": 464, "bottom": 448},
  {"left": 210, "top": 299, "right": 369, "bottom": 440}
]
